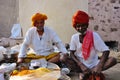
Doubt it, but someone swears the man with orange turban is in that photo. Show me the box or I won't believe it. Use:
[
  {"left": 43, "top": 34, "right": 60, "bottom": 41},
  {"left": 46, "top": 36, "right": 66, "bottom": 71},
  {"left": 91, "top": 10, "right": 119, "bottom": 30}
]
[
  {"left": 61, "top": 10, "right": 117, "bottom": 79},
  {"left": 17, "top": 12, "right": 68, "bottom": 68}
]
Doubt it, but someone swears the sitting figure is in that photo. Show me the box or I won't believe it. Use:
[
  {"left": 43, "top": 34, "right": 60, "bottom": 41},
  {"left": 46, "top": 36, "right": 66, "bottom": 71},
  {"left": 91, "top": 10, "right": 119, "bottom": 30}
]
[
  {"left": 60, "top": 10, "right": 117, "bottom": 80},
  {"left": 17, "top": 12, "right": 68, "bottom": 67}
]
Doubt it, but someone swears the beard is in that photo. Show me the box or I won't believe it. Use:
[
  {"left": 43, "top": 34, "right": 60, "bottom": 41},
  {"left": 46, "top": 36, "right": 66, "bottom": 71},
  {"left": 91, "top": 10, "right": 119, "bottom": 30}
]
[
  {"left": 37, "top": 26, "right": 44, "bottom": 31},
  {"left": 78, "top": 29, "right": 87, "bottom": 35}
]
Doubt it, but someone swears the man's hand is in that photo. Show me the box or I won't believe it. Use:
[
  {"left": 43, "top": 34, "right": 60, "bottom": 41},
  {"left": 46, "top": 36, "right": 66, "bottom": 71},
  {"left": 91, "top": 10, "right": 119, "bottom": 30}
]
[
  {"left": 60, "top": 53, "right": 69, "bottom": 62},
  {"left": 91, "top": 65, "right": 102, "bottom": 73},
  {"left": 17, "top": 58, "right": 24, "bottom": 63},
  {"left": 78, "top": 62, "right": 91, "bottom": 74},
  {"left": 92, "top": 50, "right": 110, "bottom": 73}
]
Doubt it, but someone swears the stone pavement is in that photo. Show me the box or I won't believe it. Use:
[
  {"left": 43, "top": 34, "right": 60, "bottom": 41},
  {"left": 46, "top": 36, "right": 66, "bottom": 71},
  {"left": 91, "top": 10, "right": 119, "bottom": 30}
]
[
  {"left": 69, "top": 51, "right": 120, "bottom": 80},
  {"left": 103, "top": 63, "right": 120, "bottom": 80},
  {"left": 69, "top": 63, "right": 120, "bottom": 80}
]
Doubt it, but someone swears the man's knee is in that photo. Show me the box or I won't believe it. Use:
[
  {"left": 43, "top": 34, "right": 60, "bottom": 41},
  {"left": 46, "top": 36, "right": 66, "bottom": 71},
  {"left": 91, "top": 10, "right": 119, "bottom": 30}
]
[
  {"left": 104, "top": 57, "right": 117, "bottom": 70},
  {"left": 60, "top": 54, "right": 69, "bottom": 62},
  {"left": 110, "top": 57, "right": 117, "bottom": 65}
]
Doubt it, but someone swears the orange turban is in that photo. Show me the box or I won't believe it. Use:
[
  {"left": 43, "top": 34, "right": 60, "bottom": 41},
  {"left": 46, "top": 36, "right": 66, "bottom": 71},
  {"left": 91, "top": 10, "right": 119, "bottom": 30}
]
[
  {"left": 31, "top": 13, "right": 48, "bottom": 26},
  {"left": 72, "top": 10, "right": 89, "bottom": 28}
]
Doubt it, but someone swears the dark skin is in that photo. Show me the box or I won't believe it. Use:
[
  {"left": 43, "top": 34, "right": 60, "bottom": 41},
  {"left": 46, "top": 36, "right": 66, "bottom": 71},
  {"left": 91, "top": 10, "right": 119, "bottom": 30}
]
[
  {"left": 35, "top": 20, "right": 45, "bottom": 35},
  {"left": 70, "top": 23, "right": 117, "bottom": 75}
]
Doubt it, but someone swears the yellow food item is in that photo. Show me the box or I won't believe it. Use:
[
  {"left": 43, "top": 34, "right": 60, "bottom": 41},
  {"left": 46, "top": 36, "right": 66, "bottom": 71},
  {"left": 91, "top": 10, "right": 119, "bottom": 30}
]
[
  {"left": 10, "top": 67, "right": 60, "bottom": 80},
  {"left": 46, "top": 52, "right": 58, "bottom": 60},
  {"left": 27, "top": 53, "right": 45, "bottom": 59},
  {"left": 32, "top": 68, "right": 52, "bottom": 78},
  {"left": 36, "top": 67, "right": 51, "bottom": 72},
  {"left": 11, "top": 67, "right": 52, "bottom": 76},
  {"left": 12, "top": 70, "right": 19, "bottom": 75},
  {"left": 17, "top": 70, "right": 34, "bottom": 76},
  {"left": 24, "top": 53, "right": 45, "bottom": 63}
]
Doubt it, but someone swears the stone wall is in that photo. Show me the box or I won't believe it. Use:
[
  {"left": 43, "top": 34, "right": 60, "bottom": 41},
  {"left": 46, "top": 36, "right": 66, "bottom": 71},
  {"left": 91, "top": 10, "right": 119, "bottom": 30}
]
[
  {"left": 88, "top": 0, "right": 120, "bottom": 51},
  {"left": 0, "top": 0, "right": 19, "bottom": 38},
  {"left": 0, "top": 0, "right": 88, "bottom": 44},
  {"left": 19, "top": 0, "right": 88, "bottom": 43}
]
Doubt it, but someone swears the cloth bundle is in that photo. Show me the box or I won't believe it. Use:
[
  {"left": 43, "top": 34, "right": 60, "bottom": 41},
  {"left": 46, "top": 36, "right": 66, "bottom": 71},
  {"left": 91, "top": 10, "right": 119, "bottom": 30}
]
[
  {"left": 10, "top": 63, "right": 60, "bottom": 80},
  {"left": 24, "top": 52, "right": 58, "bottom": 63}
]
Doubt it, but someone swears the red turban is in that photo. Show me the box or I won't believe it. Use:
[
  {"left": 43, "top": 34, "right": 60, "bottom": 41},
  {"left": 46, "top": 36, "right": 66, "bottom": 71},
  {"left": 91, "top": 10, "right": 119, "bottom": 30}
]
[
  {"left": 72, "top": 10, "right": 89, "bottom": 28},
  {"left": 31, "top": 13, "right": 47, "bottom": 26}
]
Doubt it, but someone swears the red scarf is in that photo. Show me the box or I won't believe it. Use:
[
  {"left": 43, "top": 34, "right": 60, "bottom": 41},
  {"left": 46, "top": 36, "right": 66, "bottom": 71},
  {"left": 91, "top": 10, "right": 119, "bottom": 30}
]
[{"left": 82, "top": 30, "right": 93, "bottom": 60}]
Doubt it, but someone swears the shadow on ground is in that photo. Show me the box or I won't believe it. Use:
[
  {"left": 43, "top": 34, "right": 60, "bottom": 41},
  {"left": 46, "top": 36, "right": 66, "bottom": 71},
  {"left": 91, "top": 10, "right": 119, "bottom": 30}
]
[{"left": 70, "top": 63, "right": 120, "bottom": 80}]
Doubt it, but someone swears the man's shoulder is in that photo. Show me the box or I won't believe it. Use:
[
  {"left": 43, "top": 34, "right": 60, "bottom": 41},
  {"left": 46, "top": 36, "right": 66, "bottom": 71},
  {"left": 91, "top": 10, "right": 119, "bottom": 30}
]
[
  {"left": 71, "top": 33, "right": 79, "bottom": 39},
  {"left": 44, "top": 26, "right": 56, "bottom": 33},
  {"left": 27, "top": 27, "right": 36, "bottom": 33},
  {"left": 72, "top": 33, "right": 79, "bottom": 37},
  {"left": 92, "top": 31, "right": 100, "bottom": 37},
  {"left": 28, "top": 27, "right": 36, "bottom": 30}
]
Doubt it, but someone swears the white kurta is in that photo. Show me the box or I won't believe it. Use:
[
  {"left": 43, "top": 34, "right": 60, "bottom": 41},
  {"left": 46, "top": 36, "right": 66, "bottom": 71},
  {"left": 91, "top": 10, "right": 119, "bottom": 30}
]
[
  {"left": 70, "top": 32, "right": 109, "bottom": 68},
  {"left": 18, "top": 26, "right": 67, "bottom": 58}
]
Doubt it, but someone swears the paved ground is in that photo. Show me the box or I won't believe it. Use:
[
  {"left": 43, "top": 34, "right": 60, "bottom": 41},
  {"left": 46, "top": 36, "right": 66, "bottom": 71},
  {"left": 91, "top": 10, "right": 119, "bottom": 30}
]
[
  {"left": 103, "top": 63, "right": 120, "bottom": 80},
  {"left": 69, "top": 63, "right": 120, "bottom": 80},
  {"left": 69, "top": 51, "right": 120, "bottom": 80}
]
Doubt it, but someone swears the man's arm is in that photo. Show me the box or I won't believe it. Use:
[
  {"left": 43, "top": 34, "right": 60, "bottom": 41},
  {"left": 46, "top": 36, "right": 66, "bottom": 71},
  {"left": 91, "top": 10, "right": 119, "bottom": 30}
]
[
  {"left": 92, "top": 50, "right": 110, "bottom": 73},
  {"left": 17, "top": 30, "right": 31, "bottom": 63},
  {"left": 70, "top": 50, "right": 91, "bottom": 73},
  {"left": 17, "top": 43, "right": 29, "bottom": 63}
]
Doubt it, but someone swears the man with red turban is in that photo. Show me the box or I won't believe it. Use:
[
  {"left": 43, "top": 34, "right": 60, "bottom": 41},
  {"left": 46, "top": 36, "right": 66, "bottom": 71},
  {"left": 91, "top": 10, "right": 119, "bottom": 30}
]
[
  {"left": 17, "top": 12, "right": 68, "bottom": 68},
  {"left": 61, "top": 10, "right": 117, "bottom": 79}
]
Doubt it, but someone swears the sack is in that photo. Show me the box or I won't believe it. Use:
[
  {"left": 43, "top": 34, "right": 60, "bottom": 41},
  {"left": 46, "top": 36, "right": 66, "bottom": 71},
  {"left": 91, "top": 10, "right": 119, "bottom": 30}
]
[
  {"left": 0, "top": 63, "right": 16, "bottom": 73},
  {"left": 10, "top": 63, "right": 60, "bottom": 80},
  {"left": 10, "top": 24, "right": 23, "bottom": 39},
  {"left": 0, "top": 73, "right": 4, "bottom": 80}
]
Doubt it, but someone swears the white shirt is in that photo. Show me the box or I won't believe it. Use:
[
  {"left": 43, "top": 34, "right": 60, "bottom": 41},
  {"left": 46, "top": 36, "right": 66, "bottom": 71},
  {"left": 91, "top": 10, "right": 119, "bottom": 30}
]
[
  {"left": 18, "top": 26, "right": 67, "bottom": 58},
  {"left": 70, "top": 32, "right": 109, "bottom": 68}
]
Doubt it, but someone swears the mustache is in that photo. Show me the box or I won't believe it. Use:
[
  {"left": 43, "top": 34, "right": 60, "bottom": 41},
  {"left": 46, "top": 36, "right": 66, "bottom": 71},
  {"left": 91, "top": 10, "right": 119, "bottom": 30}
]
[{"left": 37, "top": 27, "right": 44, "bottom": 31}]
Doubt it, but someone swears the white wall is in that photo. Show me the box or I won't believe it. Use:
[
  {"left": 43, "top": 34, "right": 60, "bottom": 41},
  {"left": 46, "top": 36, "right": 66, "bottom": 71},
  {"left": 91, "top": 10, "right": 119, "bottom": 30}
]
[
  {"left": 19, "top": 0, "right": 88, "bottom": 43},
  {"left": 0, "top": 0, "right": 19, "bottom": 38}
]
